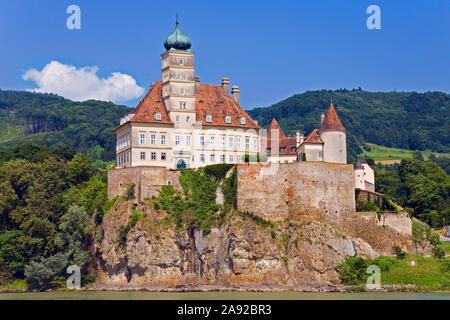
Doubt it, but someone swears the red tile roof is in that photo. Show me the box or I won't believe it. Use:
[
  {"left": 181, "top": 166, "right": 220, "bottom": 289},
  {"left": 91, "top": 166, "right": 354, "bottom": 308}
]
[
  {"left": 131, "top": 81, "right": 172, "bottom": 124},
  {"left": 303, "top": 129, "right": 323, "bottom": 144},
  {"left": 319, "top": 104, "right": 346, "bottom": 132},
  {"left": 267, "top": 118, "right": 286, "bottom": 140},
  {"left": 195, "top": 84, "right": 260, "bottom": 129},
  {"left": 264, "top": 118, "right": 297, "bottom": 156},
  {"left": 125, "top": 81, "right": 259, "bottom": 130}
]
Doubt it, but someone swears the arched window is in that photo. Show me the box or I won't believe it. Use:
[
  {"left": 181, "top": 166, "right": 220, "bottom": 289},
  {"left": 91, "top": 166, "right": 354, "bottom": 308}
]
[
  {"left": 240, "top": 117, "right": 246, "bottom": 125},
  {"left": 225, "top": 116, "right": 231, "bottom": 124},
  {"left": 155, "top": 112, "right": 162, "bottom": 121}
]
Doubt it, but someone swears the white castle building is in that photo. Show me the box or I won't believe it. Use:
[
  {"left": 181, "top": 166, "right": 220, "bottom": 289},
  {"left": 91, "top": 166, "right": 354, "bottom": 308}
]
[
  {"left": 115, "top": 18, "right": 261, "bottom": 169},
  {"left": 115, "top": 18, "right": 353, "bottom": 171}
]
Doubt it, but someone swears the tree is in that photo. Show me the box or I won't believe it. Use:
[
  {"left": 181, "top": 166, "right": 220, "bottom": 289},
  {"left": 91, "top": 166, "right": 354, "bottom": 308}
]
[{"left": 68, "top": 153, "right": 91, "bottom": 184}]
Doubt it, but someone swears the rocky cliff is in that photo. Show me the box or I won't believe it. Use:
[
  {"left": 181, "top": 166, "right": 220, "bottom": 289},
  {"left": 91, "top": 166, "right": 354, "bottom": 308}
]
[{"left": 89, "top": 198, "right": 409, "bottom": 291}]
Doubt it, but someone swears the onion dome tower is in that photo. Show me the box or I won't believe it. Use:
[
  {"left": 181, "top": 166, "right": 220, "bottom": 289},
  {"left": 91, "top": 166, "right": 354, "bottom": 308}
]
[{"left": 163, "top": 16, "right": 192, "bottom": 51}]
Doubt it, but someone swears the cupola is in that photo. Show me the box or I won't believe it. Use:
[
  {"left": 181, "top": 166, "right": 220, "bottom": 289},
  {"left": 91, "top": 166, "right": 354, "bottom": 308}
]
[{"left": 163, "top": 16, "right": 192, "bottom": 51}]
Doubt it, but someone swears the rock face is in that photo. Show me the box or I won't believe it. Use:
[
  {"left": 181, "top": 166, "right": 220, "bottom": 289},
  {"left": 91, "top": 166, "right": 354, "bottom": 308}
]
[{"left": 90, "top": 200, "right": 406, "bottom": 290}]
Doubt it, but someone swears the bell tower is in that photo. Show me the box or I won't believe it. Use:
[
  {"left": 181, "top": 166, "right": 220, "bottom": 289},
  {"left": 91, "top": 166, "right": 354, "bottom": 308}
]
[{"left": 161, "top": 17, "right": 196, "bottom": 129}]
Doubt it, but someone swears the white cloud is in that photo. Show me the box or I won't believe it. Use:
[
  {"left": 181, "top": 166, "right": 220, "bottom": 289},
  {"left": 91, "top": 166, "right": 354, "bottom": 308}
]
[{"left": 22, "top": 61, "right": 145, "bottom": 103}]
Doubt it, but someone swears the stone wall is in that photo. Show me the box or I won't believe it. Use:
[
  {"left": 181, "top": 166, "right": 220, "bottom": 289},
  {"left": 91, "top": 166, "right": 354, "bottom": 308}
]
[
  {"left": 108, "top": 166, "right": 181, "bottom": 202},
  {"left": 236, "top": 162, "right": 356, "bottom": 221},
  {"left": 357, "top": 189, "right": 383, "bottom": 208}
]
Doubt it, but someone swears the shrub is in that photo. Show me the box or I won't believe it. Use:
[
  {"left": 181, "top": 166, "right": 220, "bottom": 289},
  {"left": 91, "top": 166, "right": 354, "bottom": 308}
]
[
  {"left": 392, "top": 245, "right": 406, "bottom": 260},
  {"left": 203, "top": 163, "right": 234, "bottom": 181},
  {"left": 432, "top": 246, "right": 446, "bottom": 259},
  {"left": 222, "top": 166, "right": 237, "bottom": 208},
  {"left": 336, "top": 257, "right": 369, "bottom": 285},
  {"left": 123, "top": 183, "right": 135, "bottom": 200},
  {"left": 302, "top": 153, "right": 306, "bottom": 161}
]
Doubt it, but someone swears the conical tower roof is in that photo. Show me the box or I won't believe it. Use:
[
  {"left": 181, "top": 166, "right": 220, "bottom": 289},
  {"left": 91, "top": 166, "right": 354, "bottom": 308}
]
[
  {"left": 267, "top": 118, "right": 286, "bottom": 140},
  {"left": 319, "top": 103, "right": 346, "bottom": 132}
]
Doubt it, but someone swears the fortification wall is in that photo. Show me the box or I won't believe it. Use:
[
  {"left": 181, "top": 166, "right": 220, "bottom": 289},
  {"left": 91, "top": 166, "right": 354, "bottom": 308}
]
[
  {"left": 108, "top": 166, "right": 181, "bottom": 202},
  {"left": 236, "top": 162, "right": 356, "bottom": 221}
]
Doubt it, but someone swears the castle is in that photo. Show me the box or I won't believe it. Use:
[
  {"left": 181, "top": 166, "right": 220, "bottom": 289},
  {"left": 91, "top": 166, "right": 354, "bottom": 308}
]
[{"left": 113, "top": 18, "right": 374, "bottom": 195}]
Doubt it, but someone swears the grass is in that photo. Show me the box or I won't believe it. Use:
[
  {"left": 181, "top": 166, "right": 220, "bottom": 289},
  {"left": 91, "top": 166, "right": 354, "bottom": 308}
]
[
  {"left": 0, "top": 279, "right": 28, "bottom": 291},
  {"left": 373, "top": 255, "right": 450, "bottom": 291},
  {"left": 362, "top": 143, "right": 449, "bottom": 162},
  {"left": 440, "top": 241, "right": 450, "bottom": 254}
]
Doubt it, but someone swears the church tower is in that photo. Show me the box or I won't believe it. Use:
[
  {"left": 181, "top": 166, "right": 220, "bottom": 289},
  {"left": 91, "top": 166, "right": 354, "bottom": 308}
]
[
  {"left": 161, "top": 17, "right": 196, "bottom": 129},
  {"left": 319, "top": 103, "right": 347, "bottom": 164}
]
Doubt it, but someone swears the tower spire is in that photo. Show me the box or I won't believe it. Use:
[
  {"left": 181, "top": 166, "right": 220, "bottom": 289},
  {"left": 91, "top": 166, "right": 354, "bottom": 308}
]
[{"left": 176, "top": 13, "right": 179, "bottom": 26}]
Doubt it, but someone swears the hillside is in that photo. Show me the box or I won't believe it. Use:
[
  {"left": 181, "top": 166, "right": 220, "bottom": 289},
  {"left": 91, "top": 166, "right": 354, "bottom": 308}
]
[
  {"left": 248, "top": 89, "right": 450, "bottom": 162},
  {"left": 0, "top": 90, "right": 131, "bottom": 161}
]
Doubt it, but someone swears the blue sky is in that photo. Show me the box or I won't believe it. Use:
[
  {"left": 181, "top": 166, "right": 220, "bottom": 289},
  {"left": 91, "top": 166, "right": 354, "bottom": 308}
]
[{"left": 0, "top": 0, "right": 449, "bottom": 109}]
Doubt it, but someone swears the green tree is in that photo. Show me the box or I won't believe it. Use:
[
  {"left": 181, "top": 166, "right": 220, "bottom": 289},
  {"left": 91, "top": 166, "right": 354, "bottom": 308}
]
[{"left": 68, "top": 153, "right": 91, "bottom": 184}]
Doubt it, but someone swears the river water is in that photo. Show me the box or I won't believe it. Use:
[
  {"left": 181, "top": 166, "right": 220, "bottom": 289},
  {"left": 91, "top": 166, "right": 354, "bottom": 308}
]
[{"left": 0, "top": 291, "right": 449, "bottom": 300}]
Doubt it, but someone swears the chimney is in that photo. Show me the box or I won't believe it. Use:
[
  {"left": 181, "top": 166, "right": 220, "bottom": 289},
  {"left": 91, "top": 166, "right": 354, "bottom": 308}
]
[
  {"left": 231, "top": 85, "right": 240, "bottom": 104},
  {"left": 221, "top": 77, "right": 230, "bottom": 95},
  {"left": 194, "top": 75, "right": 200, "bottom": 93},
  {"left": 321, "top": 113, "right": 325, "bottom": 124},
  {"left": 296, "top": 132, "right": 301, "bottom": 148}
]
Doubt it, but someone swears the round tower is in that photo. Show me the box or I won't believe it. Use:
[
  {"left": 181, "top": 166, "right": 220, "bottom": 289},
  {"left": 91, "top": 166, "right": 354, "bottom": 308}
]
[{"left": 319, "top": 103, "right": 347, "bottom": 164}]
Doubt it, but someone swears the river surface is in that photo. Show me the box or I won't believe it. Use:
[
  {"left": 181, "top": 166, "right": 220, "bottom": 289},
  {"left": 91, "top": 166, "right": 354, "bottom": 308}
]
[{"left": 0, "top": 291, "right": 449, "bottom": 300}]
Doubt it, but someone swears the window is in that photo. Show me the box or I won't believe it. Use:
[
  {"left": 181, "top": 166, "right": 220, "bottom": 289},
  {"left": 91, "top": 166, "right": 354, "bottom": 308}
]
[
  {"left": 254, "top": 138, "right": 258, "bottom": 150},
  {"left": 236, "top": 137, "right": 241, "bottom": 148},
  {"left": 151, "top": 152, "right": 156, "bottom": 160},
  {"left": 240, "top": 117, "right": 246, "bottom": 125},
  {"left": 280, "top": 147, "right": 285, "bottom": 153},
  {"left": 206, "top": 115, "right": 212, "bottom": 123},
  {"left": 319, "top": 151, "right": 323, "bottom": 158},
  {"left": 175, "top": 135, "right": 180, "bottom": 145},
  {"left": 291, "top": 147, "right": 296, "bottom": 152},
  {"left": 161, "top": 134, "right": 166, "bottom": 145},
  {"left": 186, "top": 116, "right": 190, "bottom": 123},
  {"left": 200, "top": 136, "right": 205, "bottom": 147},
  {"left": 229, "top": 155, "right": 234, "bottom": 162},
  {"left": 221, "top": 155, "right": 225, "bottom": 163},
  {"left": 225, "top": 116, "right": 231, "bottom": 124},
  {"left": 161, "top": 152, "right": 166, "bottom": 160},
  {"left": 210, "top": 154, "right": 215, "bottom": 162},
  {"left": 200, "top": 154, "right": 205, "bottom": 162},
  {"left": 181, "top": 89, "right": 185, "bottom": 95},
  {"left": 339, "top": 135, "right": 342, "bottom": 140},
  {"left": 186, "top": 135, "right": 191, "bottom": 146},
  {"left": 183, "top": 74, "right": 187, "bottom": 80},
  {"left": 179, "top": 102, "right": 186, "bottom": 109},
  {"left": 155, "top": 113, "right": 162, "bottom": 120},
  {"left": 339, "top": 150, "right": 343, "bottom": 157},
  {"left": 179, "top": 59, "right": 183, "bottom": 65},
  {"left": 228, "top": 137, "right": 234, "bottom": 148},
  {"left": 178, "top": 74, "right": 181, "bottom": 80},
  {"left": 266, "top": 148, "right": 271, "bottom": 153},
  {"left": 176, "top": 115, "right": 180, "bottom": 122},
  {"left": 220, "top": 136, "right": 225, "bottom": 148},
  {"left": 140, "top": 133, "right": 146, "bottom": 145},
  {"left": 140, "top": 152, "right": 146, "bottom": 160},
  {"left": 150, "top": 134, "right": 156, "bottom": 145},
  {"left": 245, "top": 138, "right": 250, "bottom": 149},
  {"left": 210, "top": 136, "right": 215, "bottom": 146}
]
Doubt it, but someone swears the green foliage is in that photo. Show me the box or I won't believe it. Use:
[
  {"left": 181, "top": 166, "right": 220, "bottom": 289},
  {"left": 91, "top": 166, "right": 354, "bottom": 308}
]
[
  {"left": 203, "top": 163, "right": 234, "bottom": 181},
  {"left": 0, "top": 90, "right": 131, "bottom": 160},
  {"left": 123, "top": 183, "right": 136, "bottom": 201},
  {"left": 68, "top": 153, "right": 91, "bottom": 185},
  {"left": 431, "top": 246, "right": 445, "bottom": 259},
  {"left": 236, "top": 211, "right": 274, "bottom": 229},
  {"left": 302, "top": 153, "right": 306, "bottom": 161},
  {"left": 119, "top": 209, "right": 140, "bottom": 242},
  {"left": 222, "top": 166, "right": 237, "bottom": 208},
  {"left": 356, "top": 200, "right": 379, "bottom": 212},
  {"left": 248, "top": 90, "right": 450, "bottom": 162},
  {"left": 179, "top": 169, "right": 217, "bottom": 206},
  {"left": 336, "top": 257, "right": 369, "bottom": 285},
  {"left": 392, "top": 245, "right": 406, "bottom": 260}
]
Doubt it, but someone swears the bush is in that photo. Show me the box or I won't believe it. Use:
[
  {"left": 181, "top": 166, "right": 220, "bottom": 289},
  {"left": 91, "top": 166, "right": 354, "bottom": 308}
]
[
  {"left": 392, "top": 245, "right": 406, "bottom": 260},
  {"left": 336, "top": 257, "right": 369, "bottom": 285},
  {"left": 203, "top": 163, "right": 234, "bottom": 181},
  {"left": 432, "top": 246, "right": 446, "bottom": 259},
  {"left": 222, "top": 166, "right": 237, "bottom": 208},
  {"left": 123, "top": 183, "right": 135, "bottom": 200}
]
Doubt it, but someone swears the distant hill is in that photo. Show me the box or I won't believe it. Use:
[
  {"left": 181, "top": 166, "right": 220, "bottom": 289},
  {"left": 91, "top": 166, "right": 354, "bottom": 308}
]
[
  {"left": 248, "top": 89, "right": 450, "bottom": 162},
  {"left": 0, "top": 90, "right": 131, "bottom": 161}
]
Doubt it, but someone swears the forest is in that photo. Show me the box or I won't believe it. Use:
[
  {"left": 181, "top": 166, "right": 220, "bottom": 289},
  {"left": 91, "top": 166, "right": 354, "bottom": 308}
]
[
  {"left": 0, "top": 90, "right": 131, "bottom": 165},
  {"left": 248, "top": 88, "right": 450, "bottom": 163}
]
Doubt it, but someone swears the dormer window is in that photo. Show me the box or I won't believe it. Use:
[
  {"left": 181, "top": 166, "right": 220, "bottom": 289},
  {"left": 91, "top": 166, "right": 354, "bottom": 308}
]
[
  {"left": 240, "top": 117, "right": 246, "bottom": 125},
  {"left": 155, "top": 112, "right": 162, "bottom": 121},
  {"left": 225, "top": 116, "right": 231, "bottom": 124},
  {"left": 206, "top": 115, "right": 212, "bottom": 123}
]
